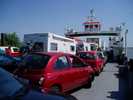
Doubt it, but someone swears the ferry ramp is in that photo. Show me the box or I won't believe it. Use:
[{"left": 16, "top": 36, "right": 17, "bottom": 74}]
[{"left": 72, "top": 63, "right": 128, "bottom": 100}]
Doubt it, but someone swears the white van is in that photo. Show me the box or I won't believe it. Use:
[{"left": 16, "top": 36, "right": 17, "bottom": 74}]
[
  {"left": 24, "top": 33, "right": 76, "bottom": 54},
  {"left": 76, "top": 40, "right": 98, "bottom": 52}
]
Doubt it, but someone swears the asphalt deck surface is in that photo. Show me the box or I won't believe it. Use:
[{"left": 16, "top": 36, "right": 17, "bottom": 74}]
[{"left": 72, "top": 63, "right": 128, "bottom": 100}]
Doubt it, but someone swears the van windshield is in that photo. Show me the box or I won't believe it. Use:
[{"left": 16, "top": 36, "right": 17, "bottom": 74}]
[{"left": 21, "top": 53, "right": 51, "bottom": 69}]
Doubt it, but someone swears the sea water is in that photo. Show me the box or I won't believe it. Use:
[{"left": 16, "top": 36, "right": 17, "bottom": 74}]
[{"left": 127, "top": 47, "right": 133, "bottom": 59}]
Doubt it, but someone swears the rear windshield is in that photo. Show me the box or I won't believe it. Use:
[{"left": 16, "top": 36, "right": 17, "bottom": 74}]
[
  {"left": 78, "top": 52, "right": 96, "bottom": 60},
  {"left": 21, "top": 53, "right": 51, "bottom": 69},
  {"left": 12, "top": 48, "right": 20, "bottom": 52}
]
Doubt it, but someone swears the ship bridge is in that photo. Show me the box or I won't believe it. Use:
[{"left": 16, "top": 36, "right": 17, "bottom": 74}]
[{"left": 65, "top": 10, "right": 122, "bottom": 52}]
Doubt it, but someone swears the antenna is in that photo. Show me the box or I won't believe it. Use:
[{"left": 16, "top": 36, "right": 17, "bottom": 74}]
[
  {"left": 65, "top": 25, "right": 74, "bottom": 34},
  {"left": 90, "top": 9, "right": 94, "bottom": 17},
  {"left": 87, "top": 9, "right": 96, "bottom": 22},
  {"left": 90, "top": 9, "right": 95, "bottom": 21}
]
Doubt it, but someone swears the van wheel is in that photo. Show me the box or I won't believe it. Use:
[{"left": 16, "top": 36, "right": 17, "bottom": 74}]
[{"left": 50, "top": 85, "right": 61, "bottom": 93}]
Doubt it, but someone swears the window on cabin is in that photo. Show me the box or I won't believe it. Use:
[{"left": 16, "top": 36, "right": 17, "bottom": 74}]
[
  {"left": 50, "top": 43, "right": 58, "bottom": 51},
  {"left": 70, "top": 45, "right": 75, "bottom": 52}
]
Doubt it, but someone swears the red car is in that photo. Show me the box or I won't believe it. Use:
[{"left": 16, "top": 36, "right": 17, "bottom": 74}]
[
  {"left": 76, "top": 51, "right": 104, "bottom": 76},
  {"left": 15, "top": 52, "right": 94, "bottom": 93},
  {"left": 5, "top": 47, "right": 22, "bottom": 57}
]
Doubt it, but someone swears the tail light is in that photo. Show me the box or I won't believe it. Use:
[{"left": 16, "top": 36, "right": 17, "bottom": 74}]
[
  {"left": 38, "top": 76, "right": 46, "bottom": 93},
  {"left": 38, "top": 77, "right": 45, "bottom": 85}
]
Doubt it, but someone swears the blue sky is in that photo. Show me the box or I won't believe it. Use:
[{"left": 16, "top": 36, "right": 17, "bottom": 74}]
[{"left": 0, "top": 0, "right": 133, "bottom": 46}]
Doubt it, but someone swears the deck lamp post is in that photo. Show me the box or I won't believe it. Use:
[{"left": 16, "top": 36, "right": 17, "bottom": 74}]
[{"left": 125, "top": 29, "right": 128, "bottom": 56}]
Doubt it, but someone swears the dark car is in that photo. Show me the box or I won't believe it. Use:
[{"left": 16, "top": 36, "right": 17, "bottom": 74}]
[
  {"left": 0, "top": 54, "right": 21, "bottom": 73},
  {"left": 0, "top": 67, "right": 77, "bottom": 100},
  {"left": 15, "top": 52, "right": 94, "bottom": 93}
]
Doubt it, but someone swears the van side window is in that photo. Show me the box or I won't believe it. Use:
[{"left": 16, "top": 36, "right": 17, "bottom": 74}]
[
  {"left": 86, "top": 47, "right": 88, "bottom": 51},
  {"left": 90, "top": 44, "right": 97, "bottom": 50},
  {"left": 70, "top": 45, "right": 75, "bottom": 52},
  {"left": 51, "top": 43, "right": 58, "bottom": 51},
  {"left": 54, "top": 56, "right": 70, "bottom": 70},
  {"left": 32, "top": 42, "right": 44, "bottom": 52}
]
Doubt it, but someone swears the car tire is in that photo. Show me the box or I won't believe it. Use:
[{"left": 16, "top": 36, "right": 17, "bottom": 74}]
[
  {"left": 86, "top": 81, "right": 92, "bottom": 88},
  {"left": 95, "top": 70, "right": 100, "bottom": 76},
  {"left": 101, "top": 67, "right": 104, "bottom": 72},
  {"left": 101, "top": 64, "right": 104, "bottom": 72},
  {"left": 84, "top": 78, "right": 92, "bottom": 88},
  {"left": 91, "top": 74, "right": 95, "bottom": 81}
]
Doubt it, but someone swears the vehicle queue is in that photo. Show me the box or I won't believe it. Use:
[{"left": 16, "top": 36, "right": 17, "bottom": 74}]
[
  {"left": 0, "top": 33, "right": 107, "bottom": 99},
  {"left": 0, "top": 48, "right": 106, "bottom": 92}
]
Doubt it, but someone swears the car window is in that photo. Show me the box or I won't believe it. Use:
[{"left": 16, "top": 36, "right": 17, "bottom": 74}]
[
  {"left": 22, "top": 53, "right": 50, "bottom": 69},
  {"left": 97, "top": 52, "right": 104, "bottom": 59},
  {"left": 54, "top": 56, "right": 70, "bottom": 70},
  {"left": 12, "top": 47, "right": 20, "bottom": 52},
  {"left": 69, "top": 55, "right": 86, "bottom": 68},
  {"left": 78, "top": 52, "right": 96, "bottom": 60}
]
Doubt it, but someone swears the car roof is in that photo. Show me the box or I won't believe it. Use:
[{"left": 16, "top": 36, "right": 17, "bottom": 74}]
[{"left": 31, "top": 52, "right": 73, "bottom": 57}]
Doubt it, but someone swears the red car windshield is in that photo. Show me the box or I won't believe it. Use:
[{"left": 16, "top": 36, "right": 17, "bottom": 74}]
[
  {"left": 78, "top": 52, "right": 96, "bottom": 60},
  {"left": 21, "top": 53, "right": 51, "bottom": 69}
]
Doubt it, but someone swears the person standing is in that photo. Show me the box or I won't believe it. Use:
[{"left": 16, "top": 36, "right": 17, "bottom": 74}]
[
  {"left": 5, "top": 46, "right": 11, "bottom": 56},
  {"left": 128, "top": 59, "right": 133, "bottom": 94}
]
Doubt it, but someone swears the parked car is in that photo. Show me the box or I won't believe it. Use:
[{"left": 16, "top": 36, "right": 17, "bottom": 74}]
[
  {"left": 97, "top": 51, "right": 108, "bottom": 66},
  {"left": 0, "top": 54, "right": 21, "bottom": 73},
  {"left": 0, "top": 67, "right": 77, "bottom": 100},
  {"left": 76, "top": 51, "right": 104, "bottom": 76},
  {"left": 15, "top": 52, "right": 94, "bottom": 93},
  {"left": 5, "top": 46, "right": 22, "bottom": 57},
  {"left": 0, "top": 46, "right": 22, "bottom": 57}
]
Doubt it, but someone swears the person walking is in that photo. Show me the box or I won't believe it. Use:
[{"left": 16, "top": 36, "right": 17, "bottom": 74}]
[{"left": 128, "top": 59, "right": 133, "bottom": 98}]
